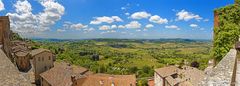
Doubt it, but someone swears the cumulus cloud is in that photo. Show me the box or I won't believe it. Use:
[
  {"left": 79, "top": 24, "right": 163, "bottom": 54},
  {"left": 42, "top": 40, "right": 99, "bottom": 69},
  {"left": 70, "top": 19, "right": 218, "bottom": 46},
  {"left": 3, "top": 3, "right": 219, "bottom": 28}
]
[
  {"left": 90, "top": 16, "right": 123, "bottom": 25},
  {"left": 6, "top": 0, "right": 65, "bottom": 34},
  {"left": 118, "top": 25, "right": 125, "bottom": 29},
  {"left": 83, "top": 28, "right": 95, "bottom": 33},
  {"left": 149, "top": 15, "right": 168, "bottom": 24},
  {"left": 70, "top": 23, "right": 88, "bottom": 30},
  {"left": 165, "top": 25, "right": 180, "bottom": 30},
  {"left": 0, "top": 0, "right": 4, "bottom": 11},
  {"left": 189, "top": 24, "right": 198, "bottom": 28},
  {"left": 99, "top": 25, "right": 111, "bottom": 30},
  {"left": 111, "top": 25, "right": 117, "bottom": 29},
  {"left": 125, "top": 21, "right": 141, "bottom": 29},
  {"left": 145, "top": 24, "right": 154, "bottom": 29},
  {"left": 176, "top": 10, "right": 202, "bottom": 21},
  {"left": 130, "top": 11, "right": 151, "bottom": 19},
  {"left": 63, "top": 22, "right": 88, "bottom": 30}
]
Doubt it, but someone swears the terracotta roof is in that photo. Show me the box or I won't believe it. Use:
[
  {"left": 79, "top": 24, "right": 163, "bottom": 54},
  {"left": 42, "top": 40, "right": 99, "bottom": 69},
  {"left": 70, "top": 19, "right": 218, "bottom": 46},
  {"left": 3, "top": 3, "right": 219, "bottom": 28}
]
[
  {"left": 40, "top": 62, "right": 88, "bottom": 86},
  {"left": 181, "top": 66, "right": 205, "bottom": 86},
  {"left": 15, "top": 51, "right": 29, "bottom": 57},
  {"left": 75, "top": 74, "right": 136, "bottom": 86},
  {"left": 12, "top": 45, "right": 28, "bottom": 53},
  {"left": 154, "top": 66, "right": 180, "bottom": 77},
  {"left": 30, "top": 48, "right": 51, "bottom": 57},
  {"left": 155, "top": 66, "right": 204, "bottom": 86},
  {"left": 178, "top": 81, "right": 193, "bottom": 86}
]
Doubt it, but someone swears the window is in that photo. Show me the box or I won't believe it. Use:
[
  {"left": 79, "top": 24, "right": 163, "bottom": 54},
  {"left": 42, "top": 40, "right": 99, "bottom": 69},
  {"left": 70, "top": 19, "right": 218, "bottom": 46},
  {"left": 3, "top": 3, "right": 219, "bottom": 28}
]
[
  {"left": 49, "top": 56, "right": 51, "bottom": 60},
  {"left": 42, "top": 57, "right": 44, "bottom": 61}
]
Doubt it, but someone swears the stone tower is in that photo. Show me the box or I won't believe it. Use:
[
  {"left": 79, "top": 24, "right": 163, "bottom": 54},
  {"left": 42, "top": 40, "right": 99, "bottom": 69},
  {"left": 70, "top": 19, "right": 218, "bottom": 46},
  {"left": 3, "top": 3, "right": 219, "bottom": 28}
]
[{"left": 0, "top": 16, "right": 13, "bottom": 62}]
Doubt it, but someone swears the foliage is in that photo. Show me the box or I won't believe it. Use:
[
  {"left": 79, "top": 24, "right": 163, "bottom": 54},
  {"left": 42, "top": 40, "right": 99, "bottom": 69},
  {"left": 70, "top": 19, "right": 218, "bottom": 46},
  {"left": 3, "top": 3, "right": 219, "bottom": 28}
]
[
  {"left": 236, "top": 0, "right": 240, "bottom": 4},
  {"left": 11, "top": 32, "right": 23, "bottom": 40},
  {"left": 212, "top": 4, "right": 240, "bottom": 62}
]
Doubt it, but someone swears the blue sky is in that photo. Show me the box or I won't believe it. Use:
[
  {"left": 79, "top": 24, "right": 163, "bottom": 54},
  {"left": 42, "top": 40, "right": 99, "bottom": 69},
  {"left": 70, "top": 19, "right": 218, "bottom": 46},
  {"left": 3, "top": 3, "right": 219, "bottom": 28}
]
[{"left": 0, "top": 0, "right": 234, "bottom": 39}]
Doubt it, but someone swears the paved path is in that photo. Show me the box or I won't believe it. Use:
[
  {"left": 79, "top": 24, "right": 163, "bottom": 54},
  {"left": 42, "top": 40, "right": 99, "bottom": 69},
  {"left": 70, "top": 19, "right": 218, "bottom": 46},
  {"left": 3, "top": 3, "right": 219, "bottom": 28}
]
[{"left": 236, "top": 61, "right": 240, "bottom": 86}]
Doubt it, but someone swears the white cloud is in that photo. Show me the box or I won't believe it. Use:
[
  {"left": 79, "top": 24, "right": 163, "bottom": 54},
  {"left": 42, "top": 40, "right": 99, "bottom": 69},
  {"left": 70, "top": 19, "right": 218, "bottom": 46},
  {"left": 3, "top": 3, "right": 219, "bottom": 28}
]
[
  {"left": 90, "top": 16, "right": 123, "bottom": 25},
  {"left": 176, "top": 10, "right": 202, "bottom": 21},
  {"left": 189, "top": 24, "right": 198, "bottom": 28},
  {"left": 125, "top": 21, "right": 141, "bottom": 29},
  {"left": 149, "top": 15, "right": 168, "bottom": 24},
  {"left": 0, "top": 0, "right": 5, "bottom": 11},
  {"left": 6, "top": 0, "right": 65, "bottom": 34},
  {"left": 165, "top": 25, "right": 180, "bottom": 30},
  {"left": 118, "top": 25, "right": 125, "bottom": 29},
  {"left": 99, "top": 25, "right": 111, "bottom": 30},
  {"left": 111, "top": 25, "right": 117, "bottom": 29},
  {"left": 83, "top": 28, "right": 95, "bottom": 33},
  {"left": 121, "top": 7, "right": 126, "bottom": 10},
  {"left": 125, "top": 13, "right": 130, "bottom": 16},
  {"left": 70, "top": 23, "right": 88, "bottom": 30},
  {"left": 130, "top": 11, "right": 151, "bottom": 19},
  {"left": 63, "top": 22, "right": 88, "bottom": 30},
  {"left": 57, "top": 29, "right": 66, "bottom": 32},
  {"left": 145, "top": 24, "right": 154, "bottom": 28},
  {"left": 203, "top": 19, "right": 209, "bottom": 22},
  {"left": 136, "top": 29, "right": 141, "bottom": 32}
]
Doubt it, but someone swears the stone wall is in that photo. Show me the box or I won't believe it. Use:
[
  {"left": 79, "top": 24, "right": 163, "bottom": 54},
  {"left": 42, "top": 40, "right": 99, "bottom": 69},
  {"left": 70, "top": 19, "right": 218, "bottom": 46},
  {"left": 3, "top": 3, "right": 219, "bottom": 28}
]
[
  {"left": 0, "top": 16, "right": 13, "bottom": 62},
  {"left": 0, "top": 49, "right": 31, "bottom": 85},
  {"left": 199, "top": 49, "right": 237, "bottom": 86}
]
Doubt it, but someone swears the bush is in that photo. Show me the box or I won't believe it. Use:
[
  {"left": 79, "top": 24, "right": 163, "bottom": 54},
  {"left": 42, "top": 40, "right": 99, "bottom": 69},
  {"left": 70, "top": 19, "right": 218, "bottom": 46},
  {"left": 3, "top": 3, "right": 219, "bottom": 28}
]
[{"left": 212, "top": 4, "right": 240, "bottom": 62}]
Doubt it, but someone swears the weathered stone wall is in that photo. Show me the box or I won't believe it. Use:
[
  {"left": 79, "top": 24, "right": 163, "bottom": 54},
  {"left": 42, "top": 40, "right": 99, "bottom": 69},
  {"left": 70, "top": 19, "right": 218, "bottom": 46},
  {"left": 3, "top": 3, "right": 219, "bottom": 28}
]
[
  {"left": 0, "top": 49, "right": 31, "bottom": 85},
  {"left": 0, "top": 16, "right": 13, "bottom": 62},
  {"left": 199, "top": 49, "right": 237, "bottom": 86}
]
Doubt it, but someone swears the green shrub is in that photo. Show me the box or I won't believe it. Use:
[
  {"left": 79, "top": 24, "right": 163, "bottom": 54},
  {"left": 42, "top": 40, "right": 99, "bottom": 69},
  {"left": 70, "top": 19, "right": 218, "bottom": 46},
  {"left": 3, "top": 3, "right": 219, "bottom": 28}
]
[{"left": 212, "top": 4, "right": 240, "bottom": 61}]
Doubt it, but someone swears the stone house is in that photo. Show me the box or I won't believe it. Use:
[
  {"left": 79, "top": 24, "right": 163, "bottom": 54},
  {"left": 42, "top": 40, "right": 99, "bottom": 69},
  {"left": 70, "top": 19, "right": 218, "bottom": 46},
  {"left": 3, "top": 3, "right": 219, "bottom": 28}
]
[
  {"left": 31, "top": 48, "right": 55, "bottom": 84},
  {"left": 15, "top": 51, "right": 31, "bottom": 72},
  {"left": 154, "top": 66, "right": 205, "bottom": 86},
  {"left": 72, "top": 74, "right": 136, "bottom": 86},
  {"left": 40, "top": 62, "right": 90, "bottom": 86}
]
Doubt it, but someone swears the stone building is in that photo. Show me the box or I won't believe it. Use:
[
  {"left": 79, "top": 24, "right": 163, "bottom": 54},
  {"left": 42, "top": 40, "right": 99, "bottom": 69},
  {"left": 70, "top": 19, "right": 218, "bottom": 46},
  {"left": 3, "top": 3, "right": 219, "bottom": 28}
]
[
  {"left": 72, "top": 74, "right": 136, "bottom": 86},
  {"left": 0, "top": 16, "right": 13, "bottom": 62},
  {"left": 15, "top": 51, "right": 31, "bottom": 72},
  {"left": 0, "top": 43, "right": 31, "bottom": 86},
  {"left": 31, "top": 48, "right": 55, "bottom": 84},
  {"left": 154, "top": 66, "right": 205, "bottom": 86},
  {"left": 40, "top": 62, "right": 90, "bottom": 86}
]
